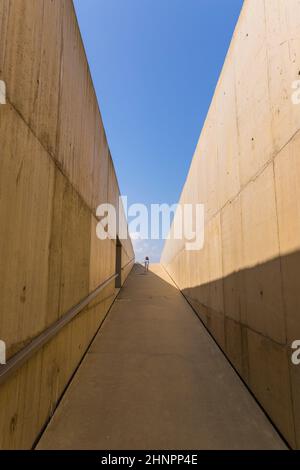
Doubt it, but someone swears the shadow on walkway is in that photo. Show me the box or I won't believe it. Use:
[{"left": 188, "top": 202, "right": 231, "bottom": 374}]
[{"left": 36, "top": 264, "right": 286, "bottom": 450}]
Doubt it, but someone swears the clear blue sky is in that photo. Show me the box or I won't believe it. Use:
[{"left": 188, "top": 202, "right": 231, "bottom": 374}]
[{"left": 74, "top": 0, "right": 243, "bottom": 262}]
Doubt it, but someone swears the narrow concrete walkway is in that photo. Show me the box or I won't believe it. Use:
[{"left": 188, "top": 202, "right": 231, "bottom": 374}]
[{"left": 37, "top": 264, "right": 286, "bottom": 450}]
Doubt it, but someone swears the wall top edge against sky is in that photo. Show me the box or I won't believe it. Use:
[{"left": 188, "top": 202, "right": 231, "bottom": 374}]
[{"left": 73, "top": 0, "right": 243, "bottom": 261}]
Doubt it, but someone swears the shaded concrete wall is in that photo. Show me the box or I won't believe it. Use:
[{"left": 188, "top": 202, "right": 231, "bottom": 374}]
[
  {"left": 162, "top": 0, "right": 300, "bottom": 448},
  {"left": 0, "top": 0, "right": 134, "bottom": 448}
]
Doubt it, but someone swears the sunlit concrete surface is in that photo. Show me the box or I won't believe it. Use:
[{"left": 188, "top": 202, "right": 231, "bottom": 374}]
[
  {"left": 37, "top": 264, "right": 286, "bottom": 450},
  {"left": 0, "top": 0, "right": 134, "bottom": 449},
  {"left": 160, "top": 0, "right": 300, "bottom": 448}
]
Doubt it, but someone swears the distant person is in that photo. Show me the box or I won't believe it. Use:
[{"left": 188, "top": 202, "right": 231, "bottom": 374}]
[{"left": 144, "top": 256, "right": 149, "bottom": 272}]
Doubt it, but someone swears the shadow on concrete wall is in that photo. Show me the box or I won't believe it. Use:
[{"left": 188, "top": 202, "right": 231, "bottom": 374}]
[{"left": 175, "top": 250, "right": 300, "bottom": 448}]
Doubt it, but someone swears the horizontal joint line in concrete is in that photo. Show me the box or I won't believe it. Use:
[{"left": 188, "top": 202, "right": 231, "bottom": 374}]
[{"left": 4, "top": 99, "right": 134, "bottom": 260}]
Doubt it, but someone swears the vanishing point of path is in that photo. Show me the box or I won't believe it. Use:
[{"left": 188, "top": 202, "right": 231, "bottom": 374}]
[{"left": 37, "top": 264, "right": 286, "bottom": 450}]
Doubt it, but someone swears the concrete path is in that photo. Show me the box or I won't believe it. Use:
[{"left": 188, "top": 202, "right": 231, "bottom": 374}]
[{"left": 37, "top": 264, "right": 286, "bottom": 450}]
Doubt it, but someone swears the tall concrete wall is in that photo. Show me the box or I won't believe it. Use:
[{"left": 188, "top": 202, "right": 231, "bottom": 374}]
[
  {"left": 0, "top": 0, "right": 134, "bottom": 448},
  {"left": 162, "top": 0, "right": 300, "bottom": 448}
]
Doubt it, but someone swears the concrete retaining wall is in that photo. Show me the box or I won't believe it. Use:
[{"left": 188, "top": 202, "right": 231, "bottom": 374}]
[
  {"left": 0, "top": 0, "right": 134, "bottom": 448},
  {"left": 162, "top": 0, "right": 300, "bottom": 448}
]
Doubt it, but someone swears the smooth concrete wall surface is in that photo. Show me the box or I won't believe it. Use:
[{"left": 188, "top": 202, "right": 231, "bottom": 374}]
[
  {"left": 161, "top": 0, "right": 300, "bottom": 448},
  {"left": 0, "top": 0, "right": 134, "bottom": 448}
]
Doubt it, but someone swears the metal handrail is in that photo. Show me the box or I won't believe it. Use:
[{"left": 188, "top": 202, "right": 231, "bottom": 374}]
[{"left": 0, "top": 258, "right": 135, "bottom": 385}]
